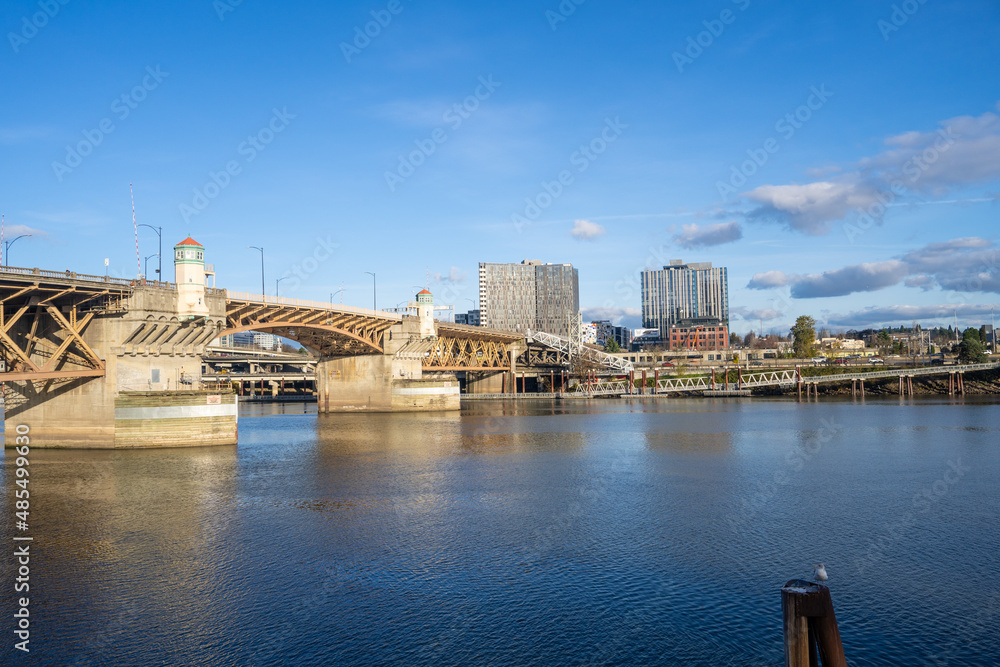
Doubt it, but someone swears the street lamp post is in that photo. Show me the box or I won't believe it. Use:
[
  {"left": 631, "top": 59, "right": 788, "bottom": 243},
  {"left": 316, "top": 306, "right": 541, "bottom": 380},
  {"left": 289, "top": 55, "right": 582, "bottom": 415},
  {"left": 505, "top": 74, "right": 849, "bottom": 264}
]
[
  {"left": 276, "top": 276, "right": 289, "bottom": 298},
  {"left": 364, "top": 271, "right": 376, "bottom": 311},
  {"left": 248, "top": 246, "right": 265, "bottom": 299},
  {"left": 137, "top": 224, "right": 162, "bottom": 279},
  {"left": 4, "top": 234, "right": 31, "bottom": 267},
  {"left": 144, "top": 253, "right": 159, "bottom": 280}
]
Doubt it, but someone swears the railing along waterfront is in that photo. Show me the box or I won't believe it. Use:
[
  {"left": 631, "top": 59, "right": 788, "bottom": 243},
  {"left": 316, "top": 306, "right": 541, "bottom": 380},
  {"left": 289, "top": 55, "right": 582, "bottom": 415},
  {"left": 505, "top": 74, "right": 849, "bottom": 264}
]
[{"left": 582, "top": 362, "right": 1000, "bottom": 396}]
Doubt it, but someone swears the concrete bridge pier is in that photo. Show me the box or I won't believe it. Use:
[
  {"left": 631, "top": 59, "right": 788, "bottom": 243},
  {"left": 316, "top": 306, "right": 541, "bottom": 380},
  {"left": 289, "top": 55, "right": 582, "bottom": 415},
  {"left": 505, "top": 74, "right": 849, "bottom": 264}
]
[{"left": 314, "top": 316, "right": 458, "bottom": 413}]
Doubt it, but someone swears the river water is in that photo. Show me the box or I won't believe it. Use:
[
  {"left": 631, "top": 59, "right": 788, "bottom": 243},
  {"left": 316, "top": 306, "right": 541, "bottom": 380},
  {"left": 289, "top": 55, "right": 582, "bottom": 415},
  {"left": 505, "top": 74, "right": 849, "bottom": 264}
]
[{"left": 2, "top": 397, "right": 998, "bottom": 666}]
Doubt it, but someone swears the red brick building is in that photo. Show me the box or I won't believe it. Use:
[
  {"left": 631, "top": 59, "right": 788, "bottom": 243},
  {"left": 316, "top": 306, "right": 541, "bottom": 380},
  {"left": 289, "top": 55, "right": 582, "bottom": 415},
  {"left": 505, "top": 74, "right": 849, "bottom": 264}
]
[{"left": 668, "top": 323, "right": 729, "bottom": 350}]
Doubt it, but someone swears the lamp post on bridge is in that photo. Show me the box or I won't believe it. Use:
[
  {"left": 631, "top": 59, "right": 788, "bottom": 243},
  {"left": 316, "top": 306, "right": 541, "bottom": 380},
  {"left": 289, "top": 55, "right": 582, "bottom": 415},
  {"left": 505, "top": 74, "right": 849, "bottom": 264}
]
[
  {"left": 364, "top": 271, "right": 376, "bottom": 311},
  {"left": 137, "top": 224, "right": 162, "bottom": 279},
  {"left": 248, "top": 246, "right": 265, "bottom": 300},
  {"left": 276, "top": 276, "right": 289, "bottom": 298},
  {"left": 4, "top": 234, "right": 31, "bottom": 267},
  {"left": 144, "top": 253, "right": 159, "bottom": 280},
  {"left": 327, "top": 288, "right": 345, "bottom": 324}
]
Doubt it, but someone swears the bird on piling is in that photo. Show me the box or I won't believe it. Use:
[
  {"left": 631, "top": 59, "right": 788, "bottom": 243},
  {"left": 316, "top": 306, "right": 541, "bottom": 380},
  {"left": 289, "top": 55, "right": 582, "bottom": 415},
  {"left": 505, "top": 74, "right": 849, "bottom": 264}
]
[{"left": 813, "top": 564, "right": 828, "bottom": 583}]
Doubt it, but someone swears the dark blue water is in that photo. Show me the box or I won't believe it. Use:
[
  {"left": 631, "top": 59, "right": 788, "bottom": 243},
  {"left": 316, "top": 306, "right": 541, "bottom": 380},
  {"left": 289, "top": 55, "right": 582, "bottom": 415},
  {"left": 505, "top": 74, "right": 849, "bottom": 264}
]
[{"left": 2, "top": 397, "right": 998, "bottom": 665}]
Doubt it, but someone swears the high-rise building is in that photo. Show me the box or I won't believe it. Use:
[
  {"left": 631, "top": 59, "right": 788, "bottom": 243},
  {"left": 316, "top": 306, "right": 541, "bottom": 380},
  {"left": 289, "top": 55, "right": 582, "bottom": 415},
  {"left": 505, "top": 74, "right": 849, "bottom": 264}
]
[
  {"left": 478, "top": 260, "right": 580, "bottom": 337},
  {"left": 641, "top": 259, "right": 729, "bottom": 339}
]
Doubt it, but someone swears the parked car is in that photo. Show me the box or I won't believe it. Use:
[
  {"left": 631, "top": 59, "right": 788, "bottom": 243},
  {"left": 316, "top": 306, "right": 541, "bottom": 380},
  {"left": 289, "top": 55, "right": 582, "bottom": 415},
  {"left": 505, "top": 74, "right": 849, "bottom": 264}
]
[
  {"left": 931, "top": 358, "right": 945, "bottom": 365},
  {"left": 834, "top": 358, "right": 849, "bottom": 365},
  {"left": 810, "top": 357, "right": 826, "bottom": 364},
  {"left": 870, "top": 358, "right": 885, "bottom": 364}
]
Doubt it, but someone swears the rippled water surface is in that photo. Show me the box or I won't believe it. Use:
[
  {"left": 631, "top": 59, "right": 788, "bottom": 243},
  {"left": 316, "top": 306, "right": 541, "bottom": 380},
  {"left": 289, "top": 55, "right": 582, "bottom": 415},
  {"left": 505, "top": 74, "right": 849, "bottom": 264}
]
[{"left": 2, "top": 397, "right": 999, "bottom": 666}]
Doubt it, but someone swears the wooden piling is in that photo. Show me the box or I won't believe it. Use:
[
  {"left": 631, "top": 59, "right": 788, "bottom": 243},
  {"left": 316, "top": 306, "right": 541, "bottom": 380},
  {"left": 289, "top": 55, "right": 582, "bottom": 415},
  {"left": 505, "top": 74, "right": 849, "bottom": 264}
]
[
  {"left": 782, "top": 579, "right": 847, "bottom": 667},
  {"left": 860, "top": 379, "right": 865, "bottom": 397}
]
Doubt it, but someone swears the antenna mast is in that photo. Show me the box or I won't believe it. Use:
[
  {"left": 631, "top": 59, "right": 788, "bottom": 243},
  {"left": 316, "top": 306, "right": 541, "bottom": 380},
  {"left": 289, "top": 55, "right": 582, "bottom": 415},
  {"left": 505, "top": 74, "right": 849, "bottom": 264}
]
[{"left": 130, "top": 182, "right": 140, "bottom": 276}]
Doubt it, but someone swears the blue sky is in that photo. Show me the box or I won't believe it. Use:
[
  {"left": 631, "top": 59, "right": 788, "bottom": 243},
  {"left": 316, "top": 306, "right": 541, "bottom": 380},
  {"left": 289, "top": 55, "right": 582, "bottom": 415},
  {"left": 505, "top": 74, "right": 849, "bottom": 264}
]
[{"left": 2, "top": 0, "right": 998, "bottom": 334}]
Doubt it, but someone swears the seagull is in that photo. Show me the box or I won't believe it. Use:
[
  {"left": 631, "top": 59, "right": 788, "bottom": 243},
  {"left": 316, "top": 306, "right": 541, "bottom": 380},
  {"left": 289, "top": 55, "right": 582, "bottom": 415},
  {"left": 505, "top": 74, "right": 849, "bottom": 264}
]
[{"left": 813, "top": 564, "right": 828, "bottom": 583}]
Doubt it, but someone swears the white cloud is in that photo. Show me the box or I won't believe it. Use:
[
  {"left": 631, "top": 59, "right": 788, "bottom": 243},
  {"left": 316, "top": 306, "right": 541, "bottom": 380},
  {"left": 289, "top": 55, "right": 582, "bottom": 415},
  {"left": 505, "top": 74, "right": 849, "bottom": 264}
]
[
  {"left": 826, "top": 303, "right": 1000, "bottom": 328},
  {"left": 570, "top": 219, "right": 605, "bottom": 241},
  {"left": 746, "top": 270, "right": 793, "bottom": 289},
  {"left": 673, "top": 221, "right": 742, "bottom": 248},
  {"left": 744, "top": 178, "right": 882, "bottom": 235},
  {"left": 732, "top": 306, "right": 783, "bottom": 321},
  {"left": 747, "top": 236, "right": 1000, "bottom": 298},
  {"left": 582, "top": 306, "right": 641, "bottom": 328},
  {"left": 433, "top": 266, "right": 467, "bottom": 284},
  {"left": 739, "top": 104, "right": 1000, "bottom": 234}
]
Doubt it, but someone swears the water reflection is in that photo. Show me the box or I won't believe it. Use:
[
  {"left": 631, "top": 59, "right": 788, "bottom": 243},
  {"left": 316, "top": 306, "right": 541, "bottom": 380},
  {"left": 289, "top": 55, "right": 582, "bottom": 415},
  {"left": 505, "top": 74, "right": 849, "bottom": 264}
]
[{"left": 1, "top": 397, "right": 997, "bottom": 666}]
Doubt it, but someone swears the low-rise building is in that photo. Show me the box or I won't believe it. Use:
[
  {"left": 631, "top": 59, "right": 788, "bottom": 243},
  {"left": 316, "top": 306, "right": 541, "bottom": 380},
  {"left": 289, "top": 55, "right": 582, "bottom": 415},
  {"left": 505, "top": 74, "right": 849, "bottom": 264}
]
[{"left": 667, "top": 320, "right": 729, "bottom": 351}]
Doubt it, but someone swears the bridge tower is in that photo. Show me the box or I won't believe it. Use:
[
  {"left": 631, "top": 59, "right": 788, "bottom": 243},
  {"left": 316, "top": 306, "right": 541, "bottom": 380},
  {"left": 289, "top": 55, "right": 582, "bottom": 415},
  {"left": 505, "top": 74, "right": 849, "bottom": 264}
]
[
  {"left": 174, "top": 237, "right": 209, "bottom": 319},
  {"left": 417, "top": 289, "right": 434, "bottom": 338}
]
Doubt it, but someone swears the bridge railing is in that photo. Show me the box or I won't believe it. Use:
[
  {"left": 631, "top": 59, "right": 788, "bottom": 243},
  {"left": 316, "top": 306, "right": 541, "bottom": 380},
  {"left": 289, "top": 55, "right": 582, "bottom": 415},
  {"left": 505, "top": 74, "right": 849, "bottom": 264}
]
[
  {"left": 225, "top": 291, "right": 403, "bottom": 320},
  {"left": 0, "top": 264, "right": 135, "bottom": 286},
  {"left": 0, "top": 264, "right": 226, "bottom": 297}
]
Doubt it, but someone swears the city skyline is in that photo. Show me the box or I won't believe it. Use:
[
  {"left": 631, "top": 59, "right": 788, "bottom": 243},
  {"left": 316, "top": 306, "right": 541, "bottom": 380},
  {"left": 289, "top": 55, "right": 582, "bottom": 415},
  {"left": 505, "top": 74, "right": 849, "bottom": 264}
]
[{"left": 1, "top": 1, "right": 998, "bottom": 336}]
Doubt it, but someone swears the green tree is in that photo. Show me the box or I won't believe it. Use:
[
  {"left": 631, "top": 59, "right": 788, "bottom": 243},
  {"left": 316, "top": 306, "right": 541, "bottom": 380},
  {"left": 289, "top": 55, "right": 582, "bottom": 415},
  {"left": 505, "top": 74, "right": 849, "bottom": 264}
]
[
  {"left": 957, "top": 337, "right": 988, "bottom": 364},
  {"left": 790, "top": 316, "right": 817, "bottom": 358},
  {"left": 962, "top": 327, "right": 981, "bottom": 343},
  {"left": 875, "top": 330, "right": 892, "bottom": 353},
  {"left": 604, "top": 339, "right": 621, "bottom": 353}
]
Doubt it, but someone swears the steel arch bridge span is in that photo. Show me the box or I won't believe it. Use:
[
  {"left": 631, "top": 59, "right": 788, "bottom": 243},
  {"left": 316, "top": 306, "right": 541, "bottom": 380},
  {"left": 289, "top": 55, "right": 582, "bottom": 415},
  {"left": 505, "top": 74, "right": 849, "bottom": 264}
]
[
  {"left": 224, "top": 293, "right": 402, "bottom": 357},
  {"left": 214, "top": 322, "right": 388, "bottom": 357}
]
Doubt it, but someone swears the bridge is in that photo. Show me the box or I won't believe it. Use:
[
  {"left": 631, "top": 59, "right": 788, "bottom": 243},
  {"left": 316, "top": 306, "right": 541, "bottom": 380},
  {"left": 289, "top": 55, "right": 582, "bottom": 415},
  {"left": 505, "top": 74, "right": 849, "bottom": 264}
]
[
  {"left": 582, "top": 362, "right": 1000, "bottom": 397},
  {"left": 0, "top": 251, "right": 599, "bottom": 448}
]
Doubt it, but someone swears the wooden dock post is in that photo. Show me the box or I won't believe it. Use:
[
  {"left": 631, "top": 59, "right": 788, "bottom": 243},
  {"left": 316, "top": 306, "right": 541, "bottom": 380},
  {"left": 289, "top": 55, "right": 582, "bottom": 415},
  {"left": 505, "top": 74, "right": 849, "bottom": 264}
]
[
  {"left": 782, "top": 579, "right": 847, "bottom": 667},
  {"left": 641, "top": 369, "right": 647, "bottom": 395},
  {"left": 860, "top": 379, "right": 865, "bottom": 397},
  {"left": 958, "top": 372, "right": 964, "bottom": 395}
]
